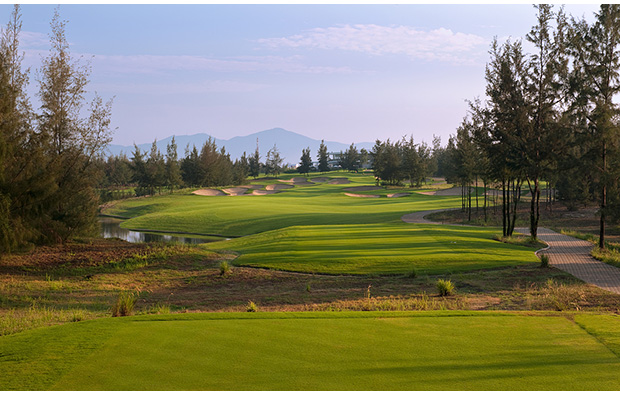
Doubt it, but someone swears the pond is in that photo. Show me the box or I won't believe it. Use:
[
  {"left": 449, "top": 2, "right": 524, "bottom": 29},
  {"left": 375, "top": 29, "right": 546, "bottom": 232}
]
[{"left": 99, "top": 217, "right": 218, "bottom": 245}]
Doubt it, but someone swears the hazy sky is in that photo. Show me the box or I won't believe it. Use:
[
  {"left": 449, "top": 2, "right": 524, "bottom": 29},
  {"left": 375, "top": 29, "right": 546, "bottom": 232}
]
[{"left": 2, "top": 3, "right": 600, "bottom": 147}]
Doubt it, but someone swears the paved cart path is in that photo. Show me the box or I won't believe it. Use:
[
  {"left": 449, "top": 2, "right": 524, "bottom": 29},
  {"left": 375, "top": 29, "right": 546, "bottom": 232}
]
[{"left": 402, "top": 210, "right": 620, "bottom": 295}]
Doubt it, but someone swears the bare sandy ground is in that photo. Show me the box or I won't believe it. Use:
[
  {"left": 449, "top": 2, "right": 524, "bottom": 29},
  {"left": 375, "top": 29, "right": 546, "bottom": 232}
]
[
  {"left": 192, "top": 189, "right": 226, "bottom": 196},
  {"left": 417, "top": 187, "right": 462, "bottom": 196},
  {"left": 252, "top": 190, "right": 279, "bottom": 195},
  {"left": 328, "top": 178, "right": 350, "bottom": 184},
  {"left": 310, "top": 177, "right": 330, "bottom": 183},
  {"left": 387, "top": 193, "right": 410, "bottom": 198},
  {"left": 265, "top": 184, "right": 295, "bottom": 191},
  {"left": 345, "top": 186, "right": 381, "bottom": 192},
  {"left": 222, "top": 187, "right": 248, "bottom": 196},
  {"left": 344, "top": 192, "right": 380, "bottom": 198}
]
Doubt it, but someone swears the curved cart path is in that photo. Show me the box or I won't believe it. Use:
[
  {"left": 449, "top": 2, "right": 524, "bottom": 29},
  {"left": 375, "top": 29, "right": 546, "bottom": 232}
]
[{"left": 402, "top": 209, "right": 620, "bottom": 295}]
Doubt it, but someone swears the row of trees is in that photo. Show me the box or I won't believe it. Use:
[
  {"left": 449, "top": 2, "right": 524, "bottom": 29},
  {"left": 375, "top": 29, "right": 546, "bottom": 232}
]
[
  {"left": 100, "top": 139, "right": 287, "bottom": 195},
  {"left": 1, "top": 7, "right": 113, "bottom": 252},
  {"left": 371, "top": 136, "right": 437, "bottom": 187},
  {"left": 443, "top": 4, "right": 620, "bottom": 248}
]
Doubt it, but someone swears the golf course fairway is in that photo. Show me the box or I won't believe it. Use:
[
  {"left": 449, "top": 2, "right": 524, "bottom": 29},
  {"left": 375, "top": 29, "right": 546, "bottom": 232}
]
[{"left": 2, "top": 312, "right": 620, "bottom": 390}]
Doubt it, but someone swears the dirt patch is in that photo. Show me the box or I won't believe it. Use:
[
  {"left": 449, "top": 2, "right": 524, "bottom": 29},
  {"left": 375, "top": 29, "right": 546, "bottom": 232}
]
[
  {"left": 387, "top": 193, "right": 410, "bottom": 198},
  {"left": 192, "top": 189, "right": 226, "bottom": 196},
  {"left": 222, "top": 187, "right": 248, "bottom": 196},
  {"left": 344, "top": 193, "right": 381, "bottom": 198},
  {"left": 265, "top": 184, "right": 294, "bottom": 191},
  {"left": 328, "top": 178, "right": 350, "bottom": 185},
  {"left": 345, "top": 186, "right": 381, "bottom": 192}
]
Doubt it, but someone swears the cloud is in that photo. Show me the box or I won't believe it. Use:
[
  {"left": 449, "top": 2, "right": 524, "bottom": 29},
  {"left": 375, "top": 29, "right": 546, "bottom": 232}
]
[
  {"left": 89, "top": 53, "right": 353, "bottom": 75},
  {"left": 257, "top": 24, "right": 487, "bottom": 64},
  {"left": 89, "top": 79, "right": 269, "bottom": 95}
]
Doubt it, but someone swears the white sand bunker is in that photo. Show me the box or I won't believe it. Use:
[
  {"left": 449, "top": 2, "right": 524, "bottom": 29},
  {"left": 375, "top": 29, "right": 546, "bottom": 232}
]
[
  {"left": 193, "top": 189, "right": 226, "bottom": 196},
  {"left": 417, "top": 187, "right": 462, "bottom": 196},
  {"left": 387, "top": 193, "right": 410, "bottom": 198},
  {"left": 265, "top": 184, "right": 295, "bottom": 191},
  {"left": 345, "top": 186, "right": 381, "bottom": 192},
  {"left": 222, "top": 187, "right": 248, "bottom": 196},
  {"left": 328, "top": 178, "right": 350, "bottom": 184},
  {"left": 310, "top": 177, "right": 330, "bottom": 183},
  {"left": 252, "top": 190, "right": 279, "bottom": 195},
  {"left": 345, "top": 192, "right": 380, "bottom": 198}
]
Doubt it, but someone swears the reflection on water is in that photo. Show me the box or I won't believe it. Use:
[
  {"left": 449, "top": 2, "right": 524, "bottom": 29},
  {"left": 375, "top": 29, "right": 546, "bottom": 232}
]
[{"left": 99, "top": 217, "right": 212, "bottom": 244}]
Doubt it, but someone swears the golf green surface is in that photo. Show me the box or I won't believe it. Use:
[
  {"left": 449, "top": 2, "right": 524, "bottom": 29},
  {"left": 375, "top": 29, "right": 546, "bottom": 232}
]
[{"left": 2, "top": 312, "right": 619, "bottom": 390}]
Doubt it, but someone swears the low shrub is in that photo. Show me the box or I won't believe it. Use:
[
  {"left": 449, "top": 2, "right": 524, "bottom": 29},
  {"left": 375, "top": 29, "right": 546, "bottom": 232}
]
[
  {"left": 111, "top": 290, "right": 137, "bottom": 317},
  {"left": 540, "top": 253, "right": 550, "bottom": 268},
  {"left": 436, "top": 279, "right": 455, "bottom": 296},
  {"left": 247, "top": 300, "right": 258, "bottom": 312},
  {"left": 219, "top": 261, "right": 231, "bottom": 276}
]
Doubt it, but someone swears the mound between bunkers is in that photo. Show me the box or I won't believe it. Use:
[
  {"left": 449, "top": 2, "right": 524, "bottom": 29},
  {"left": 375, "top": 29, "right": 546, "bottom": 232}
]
[
  {"left": 221, "top": 187, "right": 248, "bottom": 196},
  {"left": 265, "top": 184, "right": 294, "bottom": 191}
]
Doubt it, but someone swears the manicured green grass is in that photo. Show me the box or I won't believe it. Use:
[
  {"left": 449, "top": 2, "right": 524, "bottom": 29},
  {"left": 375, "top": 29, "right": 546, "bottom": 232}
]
[
  {"left": 2, "top": 312, "right": 620, "bottom": 390},
  {"left": 105, "top": 171, "right": 461, "bottom": 236},
  {"left": 209, "top": 223, "right": 539, "bottom": 274}
]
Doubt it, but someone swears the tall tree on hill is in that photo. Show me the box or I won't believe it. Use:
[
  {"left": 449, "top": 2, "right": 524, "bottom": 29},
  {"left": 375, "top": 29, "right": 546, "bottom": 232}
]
[
  {"left": 568, "top": 4, "right": 620, "bottom": 249},
  {"left": 35, "top": 8, "right": 113, "bottom": 243},
  {"left": 165, "top": 136, "right": 182, "bottom": 193},
  {"left": 298, "top": 147, "right": 312, "bottom": 175},
  {"left": 265, "top": 144, "right": 283, "bottom": 177},
  {"left": 521, "top": 4, "right": 570, "bottom": 239},
  {"left": 248, "top": 139, "right": 261, "bottom": 178},
  {"left": 317, "top": 140, "right": 330, "bottom": 173}
]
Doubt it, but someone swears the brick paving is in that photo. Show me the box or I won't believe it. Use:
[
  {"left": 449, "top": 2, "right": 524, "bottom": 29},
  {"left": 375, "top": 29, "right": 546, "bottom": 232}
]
[{"left": 402, "top": 210, "right": 620, "bottom": 295}]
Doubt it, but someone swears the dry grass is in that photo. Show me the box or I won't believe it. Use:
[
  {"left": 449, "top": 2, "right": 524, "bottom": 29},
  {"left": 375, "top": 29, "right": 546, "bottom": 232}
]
[{"left": 1, "top": 238, "right": 620, "bottom": 336}]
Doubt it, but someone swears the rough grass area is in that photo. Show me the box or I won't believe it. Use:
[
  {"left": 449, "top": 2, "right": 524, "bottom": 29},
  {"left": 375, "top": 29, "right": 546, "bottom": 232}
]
[
  {"left": 2, "top": 312, "right": 620, "bottom": 390},
  {"left": 207, "top": 223, "right": 541, "bottom": 274},
  {"left": 2, "top": 238, "right": 619, "bottom": 336}
]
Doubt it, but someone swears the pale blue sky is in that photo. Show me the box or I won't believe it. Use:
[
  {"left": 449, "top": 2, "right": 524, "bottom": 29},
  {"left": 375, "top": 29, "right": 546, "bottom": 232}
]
[{"left": 2, "top": 3, "right": 600, "bottom": 148}]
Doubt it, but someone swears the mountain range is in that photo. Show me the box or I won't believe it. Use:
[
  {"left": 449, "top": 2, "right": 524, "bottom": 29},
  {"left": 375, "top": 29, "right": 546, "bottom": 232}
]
[{"left": 106, "top": 128, "right": 375, "bottom": 164}]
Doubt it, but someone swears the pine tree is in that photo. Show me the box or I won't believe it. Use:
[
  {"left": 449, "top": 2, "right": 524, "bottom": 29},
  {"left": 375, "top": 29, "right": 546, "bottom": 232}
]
[
  {"left": 249, "top": 139, "right": 261, "bottom": 178},
  {"left": 265, "top": 144, "right": 283, "bottom": 177},
  {"left": 317, "top": 140, "right": 330, "bottom": 173},
  {"left": 165, "top": 136, "right": 182, "bottom": 193},
  {"left": 298, "top": 147, "right": 312, "bottom": 175}
]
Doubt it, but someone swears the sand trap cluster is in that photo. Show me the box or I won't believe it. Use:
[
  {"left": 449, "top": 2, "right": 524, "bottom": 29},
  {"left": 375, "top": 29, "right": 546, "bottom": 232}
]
[
  {"left": 345, "top": 186, "right": 381, "bottom": 192},
  {"left": 252, "top": 190, "right": 279, "bottom": 195},
  {"left": 279, "top": 177, "right": 315, "bottom": 186},
  {"left": 265, "top": 184, "right": 295, "bottom": 191},
  {"left": 344, "top": 192, "right": 380, "bottom": 198},
  {"left": 193, "top": 189, "right": 226, "bottom": 196},
  {"left": 221, "top": 187, "right": 248, "bottom": 196},
  {"left": 328, "top": 178, "right": 350, "bottom": 185},
  {"left": 417, "top": 187, "right": 462, "bottom": 196},
  {"left": 387, "top": 193, "right": 410, "bottom": 198}
]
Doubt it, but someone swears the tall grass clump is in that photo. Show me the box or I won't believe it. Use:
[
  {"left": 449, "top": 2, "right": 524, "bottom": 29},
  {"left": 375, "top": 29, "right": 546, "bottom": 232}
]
[
  {"left": 111, "top": 290, "right": 137, "bottom": 317},
  {"left": 540, "top": 253, "right": 550, "bottom": 268},
  {"left": 436, "top": 279, "right": 455, "bottom": 296},
  {"left": 219, "top": 261, "right": 231, "bottom": 276},
  {"left": 246, "top": 300, "right": 258, "bottom": 312}
]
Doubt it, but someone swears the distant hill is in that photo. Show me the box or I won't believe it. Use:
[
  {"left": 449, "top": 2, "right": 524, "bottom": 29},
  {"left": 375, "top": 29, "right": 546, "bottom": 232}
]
[{"left": 105, "top": 128, "right": 374, "bottom": 165}]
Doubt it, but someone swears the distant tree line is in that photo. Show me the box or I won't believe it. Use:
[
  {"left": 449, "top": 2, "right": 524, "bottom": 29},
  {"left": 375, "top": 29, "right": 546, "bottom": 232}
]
[
  {"left": 441, "top": 4, "right": 620, "bottom": 248},
  {"left": 0, "top": 6, "right": 113, "bottom": 252}
]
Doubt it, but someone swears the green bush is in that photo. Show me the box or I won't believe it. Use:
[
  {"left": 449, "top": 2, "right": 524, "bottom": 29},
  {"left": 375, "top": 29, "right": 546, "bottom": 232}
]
[
  {"left": 436, "top": 279, "right": 455, "bottom": 296},
  {"left": 111, "top": 291, "right": 137, "bottom": 317},
  {"left": 540, "top": 253, "right": 550, "bottom": 268},
  {"left": 219, "top": 261, "right": 231, "bottom": 276},
  {"left": 246, "top": 300, "right": 258, "bottom": 312}
]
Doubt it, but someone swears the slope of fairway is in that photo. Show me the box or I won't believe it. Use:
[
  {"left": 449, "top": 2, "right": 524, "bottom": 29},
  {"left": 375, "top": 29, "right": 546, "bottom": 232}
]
[
  {"left": 104, "top": 173, "right": 461, "bottom": 237},
  {"left": 208, "top": 223, "right": 540, "bottom": 274},
  {"left": 2, "top": 312, "right": 620, "bottom": 391}
]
